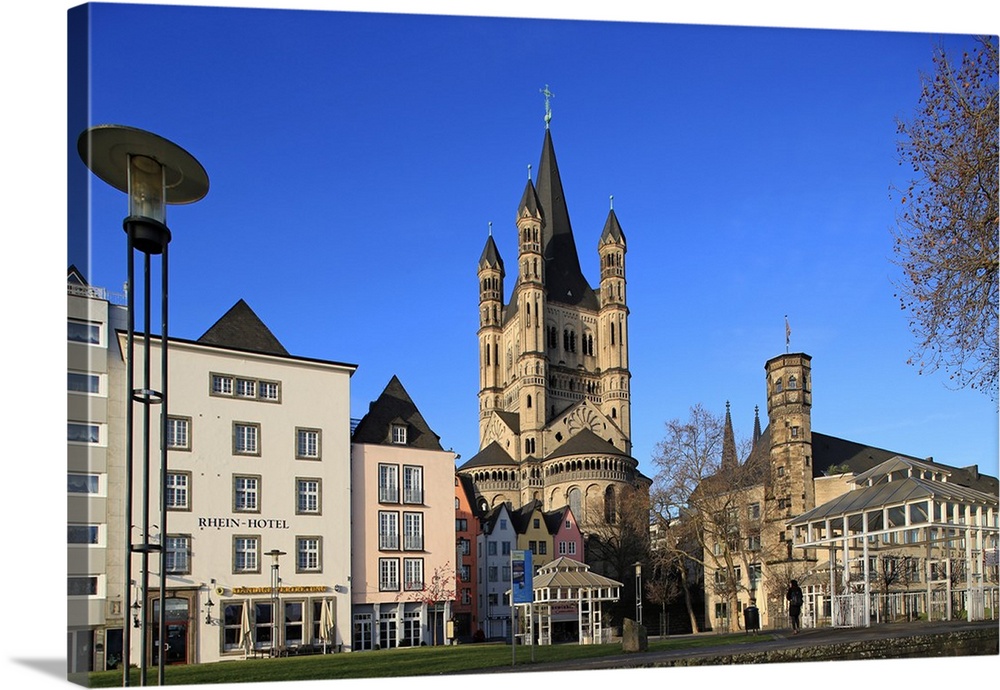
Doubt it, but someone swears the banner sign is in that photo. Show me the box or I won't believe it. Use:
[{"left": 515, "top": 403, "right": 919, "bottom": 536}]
[{"left": 511, "top": 549, "right": 533, "bottom": 604}]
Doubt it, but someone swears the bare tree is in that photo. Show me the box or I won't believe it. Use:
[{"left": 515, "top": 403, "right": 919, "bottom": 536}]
[
  {"left": 585, "top": 484, "right": 650, "bottom": 629},
  {"left": 650, "top": 404, "right": 776, "bottom": 632},
  {"left": 395, "top": 561, "right": 455, "bottom": 646},
  {"left": 892, "top": 36, "right": 999, "bottom": 400}
]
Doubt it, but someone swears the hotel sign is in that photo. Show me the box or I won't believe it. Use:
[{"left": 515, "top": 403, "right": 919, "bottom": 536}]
[
  {"left": 232, "top": 586, "right": 329, "bottom": 595},
  {"left": 197, "top": 517, "right": 290, "bottom": 530}
]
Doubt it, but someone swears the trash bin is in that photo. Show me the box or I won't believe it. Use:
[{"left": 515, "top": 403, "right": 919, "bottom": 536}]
[{"left": 743, "top": 605, "right": 760, "bottom": 634}]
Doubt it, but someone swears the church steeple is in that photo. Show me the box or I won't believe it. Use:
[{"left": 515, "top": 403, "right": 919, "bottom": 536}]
[
  {"left": 534, "top": 129, "right": 596, "bottom": 309},
  {"left": 722, "top": 401, "right": 737, "bottom": 470},
  {"left": 752, "top": 405, "right": 762, "bottom": 448}
]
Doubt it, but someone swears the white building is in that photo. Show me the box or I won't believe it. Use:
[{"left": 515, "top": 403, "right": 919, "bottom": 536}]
[
  {"left": 477, "top": 503, "right": 516, "bottom": 640},
  {"left": 67, "top": 267, "right": 127, "bottom": 676},
  {"left": 120, "top": 298, "right": 356, "bottom": 665}
]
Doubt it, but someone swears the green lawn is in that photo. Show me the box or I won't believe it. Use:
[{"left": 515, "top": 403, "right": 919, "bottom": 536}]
[{"left": 86, "top": 633, "right": 769, "bottom": 687}]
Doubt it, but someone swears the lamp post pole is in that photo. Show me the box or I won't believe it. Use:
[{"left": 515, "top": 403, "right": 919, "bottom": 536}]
[
  {"left": 267, "top": 549, "right": 286, "bottom": 657},
  {"left": 78, "top": 125, "right": 208, "bottom": 686},
  {"left": 634, "top": 562, "right": 642, "bottom": 627}
]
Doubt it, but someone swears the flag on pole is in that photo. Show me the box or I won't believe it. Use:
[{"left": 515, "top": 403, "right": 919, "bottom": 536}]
[{"left": 785, "top": 315, "right": 791, "bottom": 352}]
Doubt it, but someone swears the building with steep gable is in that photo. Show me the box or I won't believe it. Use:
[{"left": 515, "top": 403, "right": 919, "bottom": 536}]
[
  {"left": 350, "top": 376, "right": 458, "bottom": 649},
  {"left": 458, "top": 120, "right": 650, "bottom": 539},
  {"left": 117, "top": 298, "right": 357, "bottom": 664}
]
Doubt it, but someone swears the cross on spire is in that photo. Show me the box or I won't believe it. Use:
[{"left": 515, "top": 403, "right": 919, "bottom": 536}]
[{"left": 540, "top": 84, "right": 555, "bottom": 128}]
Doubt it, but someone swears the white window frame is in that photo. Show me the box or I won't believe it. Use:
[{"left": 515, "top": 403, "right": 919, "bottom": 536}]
[
  {"left": 234, "top": 422, "right": 260, "bottom": 455},
  {"left": 403, "top": 512, "right": 424, "bottom": 551},
  {"left": 68, "top": 524, "right": 102, "bottom": 546},
  {"left": 68, "top": 370, "right": 103, "bottom": 395},
  {"left": 234, "top": 535, "right": 260, "bottom": 573},
  {"left": 378, "top": 463, "right": 399, "bottom": 503},
  {"left": 68, "top": 473, "right": 103, "bottom": 496},
  {"left": 166, "top": 416, "right": 191, "bottom": 451},
  {"left": 296, "top": 536, "right": 322, "bottom": 573},
  {"left": 165, "top": 534, "right": 191, "bottom": 574},
  {"left": 68, "top": 422, "right": 102, "bottom": 445},
  {"left": 403, "top": 558, "right": 424, "bottom": 591},
  {"left": 391, "top": 424, "right": 407, "bottom": 445},
  {"left": 166, "top": 471, "right": 191, "bottom": 511},
  {"left": 379, "top": 511, "right": 399, "bottom": 550},
  {"left": 212, "top": 374, "right": 234, "bottom": 396},
  {"left": 67, "top": 319, "right": 102, "bottom": 345},
  {"left": 234, "top": 475, "right": 261, "bottom": 513},
  {"left": 259, "top": 380, "right": 280, "bottom": 401},
  {"left": 296, "top": 428, "right": 321, "bottom": 459},
  {"left": 296, "top": 478, "right": 321, "bottom": 515},
  {"left": 379, "top": 557, "right": 400, "bottom": 591},
  {"left": 235, "top": 378, "right": 257, "bottom": 399},
  {"left": 402, "top": 465, "right": 423, "bottom": 504}
]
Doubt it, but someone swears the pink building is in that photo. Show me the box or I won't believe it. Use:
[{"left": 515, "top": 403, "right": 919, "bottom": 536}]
[{"left": 350, "top": 377, "right": 457, "bottom": 649}]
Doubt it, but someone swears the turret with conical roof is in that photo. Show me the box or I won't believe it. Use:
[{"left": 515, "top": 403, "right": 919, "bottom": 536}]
[
  {"left": 597, "top": 204, "right": 631, "bottom": 442},
  {"left": 478, "top": 226, "right": 505, "bottom": 436}
]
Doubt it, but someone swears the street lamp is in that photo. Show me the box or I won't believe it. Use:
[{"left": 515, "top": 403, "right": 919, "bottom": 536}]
[
  {"left": 78, "top": 125, "right": 208, "bottom": 687},
  {"left": 634, "top": 562, "right": 643, "bottom": 626},
  {"left": 266, "top": 549, "right": 287, "bottom": 657}
]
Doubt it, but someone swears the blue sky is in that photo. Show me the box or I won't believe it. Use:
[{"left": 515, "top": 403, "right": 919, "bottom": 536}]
[
  {"left": 1, "top": 3, "right": 997, "bottom": 687},
  {"left": 65, "top": 2, "right": 997, "bottom": 482}
]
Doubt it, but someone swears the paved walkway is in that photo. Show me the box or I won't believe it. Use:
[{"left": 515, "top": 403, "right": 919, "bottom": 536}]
[{"left": 471, "top": 619, "right": 998, "bottom": 674}]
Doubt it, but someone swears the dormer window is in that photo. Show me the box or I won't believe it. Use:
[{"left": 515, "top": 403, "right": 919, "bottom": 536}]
[{"left": 391, "top": 425, "right": 407, "bottom": 445}]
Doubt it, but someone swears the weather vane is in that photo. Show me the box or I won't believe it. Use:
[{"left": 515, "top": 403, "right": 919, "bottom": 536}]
[{"left": 540, "top": 84, "right": 555, "bottom": 128}]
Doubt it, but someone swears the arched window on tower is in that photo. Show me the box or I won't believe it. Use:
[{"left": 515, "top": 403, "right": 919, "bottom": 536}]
[
  {"left": 775, "top": 377, "right": 783, "bottom": 393},
  {"left": 527, "top": 395, "right": 532, "bottom": 409},
  {"left": 604, "top": 486, "right": 617, "bottom": 524},
  {"left": 788, "top": 375, "right": 797, "bottom": 389},
  {"left": 568, "top": 488, "right": 582, "bottom": 524}
]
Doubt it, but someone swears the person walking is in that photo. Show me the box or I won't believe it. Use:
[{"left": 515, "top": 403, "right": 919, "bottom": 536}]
[{"left": 786, "top": 580, "right": 803, "bottom": 634}]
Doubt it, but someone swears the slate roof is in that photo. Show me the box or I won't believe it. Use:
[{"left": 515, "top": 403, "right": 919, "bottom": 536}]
[
  {"left": 533, "top": 129, "right": 600, "bottom": 311},
  {"left": 351, "top": 375, "right": 444, "bottom": 450},
  {"left": 197, "top": 299, "right": 288, "bottom": 356},
  {"left": 457, "top": 441, "right": 517, "bottom": 471},
  {"left": 478, "top": 233, "right": 505, "bottom": 274},
  {"left": 599, "top": 208, "right": 626, "bottom": 246},
  {"left": 546, "top": 428, "right": 631, "bottom": 460},
  {"left": 542, "top": 505, "right": 572, "bottom": 535},
  {"left": 741, "top": 426, "right": 997, "bottom": 496}
]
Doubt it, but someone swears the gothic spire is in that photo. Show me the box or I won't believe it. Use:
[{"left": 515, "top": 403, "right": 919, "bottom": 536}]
[{"left": 722, "top": 401, "right": 737, "bottom": 470}]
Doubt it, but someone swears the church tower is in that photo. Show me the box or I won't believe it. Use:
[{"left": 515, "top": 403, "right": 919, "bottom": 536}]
[
  {"left": 477, "top": 229, "right": 505, "bottom": 443},
  {"left": 460, "top": 99, "right": 649, "bottom": 532},
  {"left": 597, "top": 205, "right": 631, "bottom": 447},
  {"left": 764, "top": 352, "right": 814, "bottom": 557}
]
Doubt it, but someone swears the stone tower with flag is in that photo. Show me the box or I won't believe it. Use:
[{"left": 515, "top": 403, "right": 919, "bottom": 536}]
[{"left": 458, "top": 102, "right": 649, "bottom": 532}]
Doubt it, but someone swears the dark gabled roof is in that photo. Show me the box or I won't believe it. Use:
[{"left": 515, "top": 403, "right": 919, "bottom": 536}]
[
  {"left": 479, "top": 233, "right": 505, "bottom": 274},
  {"left": 351, "top": 375, "right": 443, "bottom": 450},
  {"left": 744, "top": 426, "right": 997, "bottom": 495},
  {"left": 67, "top": 265, "right": 87, "bottom": 285},
  {"left": 510, "top": 499, "right": 543, "bottom": 534},
  {"left": 542, "top": 504, "right": 572, "bottom": 535},
  {"left": 546, "top": 428, "right": 631, "bottom": 461},
  {"left": 457, "top": 440, "right": 517, "bottom": 471},
  {"left": 481, "top": 502, "right": 513, "bottom": 533},
  {"left": 533, "top": 129, "right": 599, "bottom": 311},
  {"left": 599, "top": 208, "right": 625, "bottom": 246},
  {"left": 197, "top": 299, "right": 288, "bottom": 356},
  {"left": 518, "top": 178, "right": 542, "bottom": 220}
]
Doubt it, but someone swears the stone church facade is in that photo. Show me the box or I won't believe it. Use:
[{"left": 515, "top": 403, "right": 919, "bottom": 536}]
[{"left": 456, "top": 121, "right": 649, "bottom": 532}]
